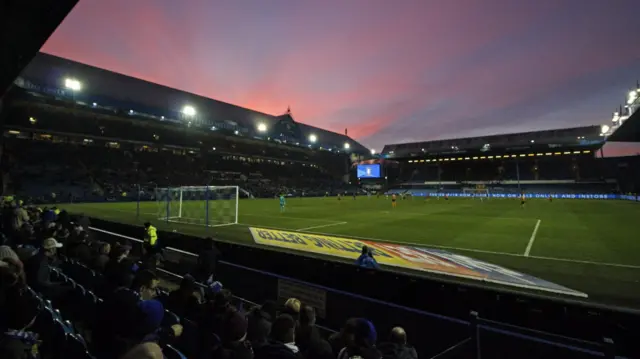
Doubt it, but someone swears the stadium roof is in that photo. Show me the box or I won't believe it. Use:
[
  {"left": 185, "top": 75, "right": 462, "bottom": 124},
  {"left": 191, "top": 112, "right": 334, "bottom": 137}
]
[
  {"left": 381, "top": 126, "right": 604, "bottom": 159},
  {"left": 13, "top": 52, "right": 368, "bottom": 153},
  {"left": 0, "top": 0, "right": 77, "bottom": 98},
  {"left": 605, "top": 103, "right": 640, "bottom": 142}
]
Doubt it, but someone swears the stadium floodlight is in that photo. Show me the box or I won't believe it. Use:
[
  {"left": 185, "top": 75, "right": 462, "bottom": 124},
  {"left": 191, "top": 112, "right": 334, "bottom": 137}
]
[
  {"left": 257, "top": 123, "right": 267, "bottom": 132},
  {"left": 64, "top": 78, "right": 82, "bottom": 91},
  {"left": 370, "top": 149, "right": 376, "bottom": 155},
  {"left": 309, "top": 134, "right": 317, "bottom": 143},
  {"left": 92, "top": 102, "right": 97, "bottom": 106},
  {"left": 601, "top": 124, "right": 610, "bottom": 133},
  {"left": 628, "top": 90, "right": 638, "bottom": 105},
  {"left": 344, "top": 142, "right": 350, "bottom": 149},
  {"left": 182, "top": 105, "right": 196, "bottom": 117}
]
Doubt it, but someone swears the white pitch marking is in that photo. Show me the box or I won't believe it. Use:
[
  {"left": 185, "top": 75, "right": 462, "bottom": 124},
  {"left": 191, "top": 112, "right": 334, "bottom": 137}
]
[
  {"left": 524, "top": 219, "right": 541, "bottom": 257},
  {"left": 296, "top": 222, "right": 348, "bottom": 231}
]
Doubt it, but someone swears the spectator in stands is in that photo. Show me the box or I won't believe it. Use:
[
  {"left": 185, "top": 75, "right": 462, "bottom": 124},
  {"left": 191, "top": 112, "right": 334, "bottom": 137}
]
[
  {"left": 355, "top": 246, "right": 379, "bottom": 269},
  {"left": 93, "top": 242, "right": 111, "bottom": 272},
  {"left": 15, "top": 223, "right": 35, "bottom": 247},
  {"left": 201, "top": 289, "right": 233, "bottom": 335},
  {"left": 10, "top": 203, "right": 29, "bottom": 235},
  {"left": 0, "top": 286, "right": 42, "bottom": 359},
  {"left": 23, "top": 238, "right": 67, "bottom": 299},
  {"left": 53, "top": 222, "right": 70, "bottom": 245},
  {"left": 165, "top": 274, "right": 200, "bottom": 320},
  {"left": 119, "top": 342, "right": 165, "bottom": 359},
  {"left": 138, "top": 299, "right": 166, "bottom": 340},
  {"left": 377, "top": 327, "right": 417, "bottom": 359},
  {"left": 282, "top": 297, "right": 301, "bottom": 322},
  {"left": 329, "top": 318, "right": 359, "bottom": 355},
  {"left": 194, "top": 238, "right": 221, "bottom": 282},
  {"left": 94, "top": 270, "right": 160, "bottom": 359},
  {"left": 104, "top": 242, "right": 135, "bottom": 289},
  {"left": 67, "top": 231, "right": 92, "bottom": 264},
  {"left": 296, "top": 305, "right": 328, "bottom": 354},
  {"left": 216, "top": 309, "right": 253, "bottom": 359},
  {"left": 0, "top": 246, "right": 25, "bottom": 286},
  {"left": 247, "top": 302, "right": 274, "bottom": 349},
  {"left": 337, "top": 319, "right": 381, "bottom": 359},
  {"left": 255, "top": 314, "right": 299, "bottom": 359}
]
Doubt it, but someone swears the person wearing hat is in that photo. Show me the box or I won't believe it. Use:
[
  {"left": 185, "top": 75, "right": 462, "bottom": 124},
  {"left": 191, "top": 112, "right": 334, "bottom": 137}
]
[{"left": 24, "top": 238, "right": 67, "bottom": 299}]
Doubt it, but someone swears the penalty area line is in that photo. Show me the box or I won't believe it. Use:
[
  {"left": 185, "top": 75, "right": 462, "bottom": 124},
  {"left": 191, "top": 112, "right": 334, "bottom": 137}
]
[
  {"left": 524, "top": 219, "right": 541, "bottom": 257},
  {"left": 296, "top": 222, "right": 348, "bottom": 231}
]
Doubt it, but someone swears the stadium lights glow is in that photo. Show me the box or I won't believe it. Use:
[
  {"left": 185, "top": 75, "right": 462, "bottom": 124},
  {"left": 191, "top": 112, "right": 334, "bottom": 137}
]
[
  {"left": 182, "top": 105, "right": 196, "bottom": 117},
  {"left": 92, "top": 102, "right": 97, "bottom": 106},
  {"left": 309, "top": 134, "right": 317, "bottom": 143},
  {"left": 64, "top": 78, "right": 82, "bottom": 91},
  {"left": 161, "top": 116, "right": 165, "bottom": 120},
  {"left": 257, "top": 123, "right": 267, "bottom": 132},
  {"left": 129, "top": 110, "right": 134, "bottom": 114},
  {"left": 344, "top": 143, "right": 350, "bottom": 149},
  {"left": 628, "top": 90, "right": 638, "bottom": 103}
]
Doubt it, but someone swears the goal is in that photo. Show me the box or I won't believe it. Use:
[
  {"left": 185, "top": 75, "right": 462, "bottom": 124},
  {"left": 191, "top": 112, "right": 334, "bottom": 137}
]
[
  {"left": 463, "top": 188, "right": 490, "bottom": 198},
  {"left": 155, "top": 186, "right": 239, "bottom": 227}
]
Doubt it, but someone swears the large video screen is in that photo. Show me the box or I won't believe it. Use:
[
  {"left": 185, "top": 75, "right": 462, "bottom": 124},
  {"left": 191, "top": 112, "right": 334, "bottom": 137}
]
[{"left": 357, "top": 164, "right": 381, "bottom": 178}]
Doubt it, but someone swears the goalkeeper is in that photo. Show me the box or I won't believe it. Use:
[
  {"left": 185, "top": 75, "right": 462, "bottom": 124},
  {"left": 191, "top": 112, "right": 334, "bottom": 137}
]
[{"left": 279, "top": 194, "right": 286, "bottom": 212}]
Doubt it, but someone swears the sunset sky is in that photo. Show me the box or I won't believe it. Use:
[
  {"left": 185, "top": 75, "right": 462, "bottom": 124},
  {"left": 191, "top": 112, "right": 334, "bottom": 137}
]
[{"left": 41, "top": 0, "right": 640, "bottom": 153}]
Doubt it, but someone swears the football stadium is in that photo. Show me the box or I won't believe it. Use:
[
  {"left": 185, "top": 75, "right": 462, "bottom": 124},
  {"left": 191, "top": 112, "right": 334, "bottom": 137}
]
[{"left": 2, "top": 7, "right": 640, "bottom": 359}]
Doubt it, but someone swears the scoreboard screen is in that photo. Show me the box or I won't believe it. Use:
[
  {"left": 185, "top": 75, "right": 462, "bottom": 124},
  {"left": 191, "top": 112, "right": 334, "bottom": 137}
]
[{"left": 357, "top": 164, "right": 381, "bottom": 178}]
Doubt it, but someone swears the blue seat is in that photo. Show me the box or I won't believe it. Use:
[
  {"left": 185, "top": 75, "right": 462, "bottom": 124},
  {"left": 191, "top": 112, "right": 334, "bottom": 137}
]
[
  {"left": 67, "top": 334, "right": 93, "bottom": 359},
  {"left": 52, "top": 319, "right": 69, "bottom": 359},
  {"left": 163, "top": 344, "right": 188, "bottom": 359},
  {"left": 162, "top": 310, "right": 180, "bottom": 327}
]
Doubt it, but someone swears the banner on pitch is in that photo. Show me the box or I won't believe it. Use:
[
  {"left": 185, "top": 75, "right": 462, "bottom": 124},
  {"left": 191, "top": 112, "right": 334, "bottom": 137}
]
[{"left": 249, "top": 227, "right": 587, "bottom": 298}]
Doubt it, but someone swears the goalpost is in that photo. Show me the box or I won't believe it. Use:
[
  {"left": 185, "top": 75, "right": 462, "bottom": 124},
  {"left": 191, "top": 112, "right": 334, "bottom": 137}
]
[
  {"left": 463, "top": 184, "right": 490, "bottom": 199},
  {"left": 155, "top": 185, "right": 239, "bottom": 227}
]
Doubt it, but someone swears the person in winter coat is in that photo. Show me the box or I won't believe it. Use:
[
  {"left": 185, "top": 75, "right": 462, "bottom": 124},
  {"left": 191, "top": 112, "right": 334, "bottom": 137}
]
[
  {"left": 377, "top": 327, "right": 418, "bottom": 359},
  {"left": 355, "top": 246, "right": 379, "bottom": 269}
]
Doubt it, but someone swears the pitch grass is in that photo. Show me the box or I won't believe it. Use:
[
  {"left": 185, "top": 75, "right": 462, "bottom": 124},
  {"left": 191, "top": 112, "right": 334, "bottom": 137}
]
[{"left": 60, "top": 197, "right": 640, "bottom": 309}]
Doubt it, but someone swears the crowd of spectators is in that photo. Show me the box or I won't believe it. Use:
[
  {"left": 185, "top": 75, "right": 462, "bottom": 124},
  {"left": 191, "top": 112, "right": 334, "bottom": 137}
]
[
  {"left": 4, "top": 138, "right": 353, "bottom": 203},
  {"left": 0, "top": 199, "right": 417, "bottom": 359}
]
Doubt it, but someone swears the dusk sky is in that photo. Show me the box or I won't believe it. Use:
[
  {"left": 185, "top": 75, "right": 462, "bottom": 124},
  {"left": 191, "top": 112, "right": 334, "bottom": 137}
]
[{"left": 41, "top": 0, "right": 640, "bottom": 153}]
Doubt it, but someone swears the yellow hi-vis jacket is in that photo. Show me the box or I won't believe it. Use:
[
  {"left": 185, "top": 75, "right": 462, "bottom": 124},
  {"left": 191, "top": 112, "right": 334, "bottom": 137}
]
[{"left": 144, "top": 225, "right": 158, "bottom": 246}]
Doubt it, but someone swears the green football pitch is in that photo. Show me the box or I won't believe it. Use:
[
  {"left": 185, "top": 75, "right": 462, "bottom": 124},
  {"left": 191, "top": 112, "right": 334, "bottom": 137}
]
[{"left": 60, "top": 197, "right": 640, "bottom": 309}]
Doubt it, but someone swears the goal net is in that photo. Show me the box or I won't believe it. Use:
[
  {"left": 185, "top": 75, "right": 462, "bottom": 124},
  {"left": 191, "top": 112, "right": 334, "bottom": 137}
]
[
  {"left": 463, "top": 187, "right": 490, "bottom": 198},
  {"left": 155, "top": 186, "right": 239, "bottom": 227}
]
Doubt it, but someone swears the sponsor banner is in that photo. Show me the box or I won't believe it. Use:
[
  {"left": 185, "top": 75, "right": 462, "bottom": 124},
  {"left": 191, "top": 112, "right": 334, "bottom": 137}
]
[
  {"left": 249, "top": 227, "right": 587, "bottom": 297},
  {"left": 409, "top": 248, "right": 584, "bottom": 295},
  {"left": 410, "top": 193, "right": 619, "bottom": 199},
  {"left": 249, "top": 227, "right": 483, "bottom": 279}
]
